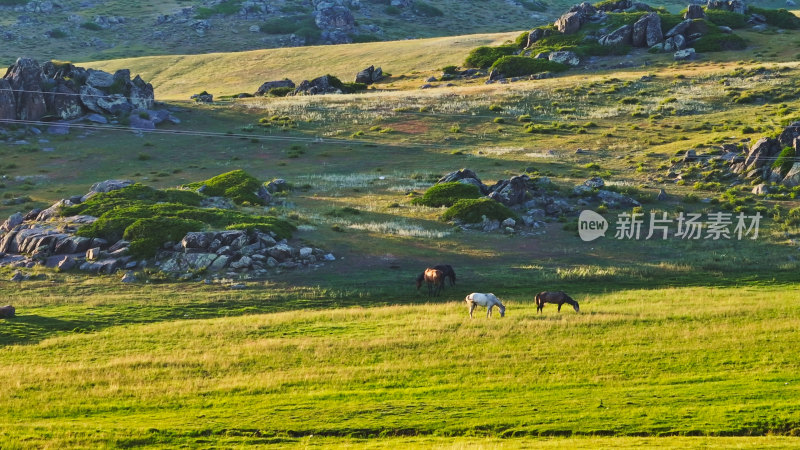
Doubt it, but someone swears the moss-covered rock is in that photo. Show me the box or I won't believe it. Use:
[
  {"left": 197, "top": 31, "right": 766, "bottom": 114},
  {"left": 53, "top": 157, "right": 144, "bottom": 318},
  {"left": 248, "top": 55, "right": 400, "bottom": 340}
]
[
  {"left": 442, "top": 198, "right": 520, "bottom": 223},
  {"left": 411, "top": 182, "right": 481, "bottom": 207},
  {"left": 188, "top": 170, "right": 266, "bottom": 205}
]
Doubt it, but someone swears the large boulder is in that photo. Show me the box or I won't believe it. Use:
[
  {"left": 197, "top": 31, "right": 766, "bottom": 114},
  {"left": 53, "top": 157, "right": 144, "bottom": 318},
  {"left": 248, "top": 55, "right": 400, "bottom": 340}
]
[
  {"left": 81, "top": 179, "right": 134, "bottom": 202},
  {"left": 85, "top": 69, "right": 115, "bottom": 89},
  {"left": 438, "top": 168, "right": 488, "bottom": 194},
  {"left": 314, "top": 5, "right": 355, "bottom": 42},
  {"left": 0, "top": 212, "right": 24, "bottom": 233},
  {"left": 599, "top": 24, "right": 633, "bottom": 46},
  {"left": 663, "top": 34, "right": 686, "bottom": 51},
  {"left": 0, "top": 305, "right": 14, "bottom": 318},
  {"left": 129, "top": 75, "right": 155, "bottom": 110},
  {"left": 292, "top": 75, "right": 343, "bottom": 96},
  {"left": 782, "top": 163, "right": 800, "bottom": 187},
  {"left": 487, "top": 175, "right": 531, "bottom": 206},
  {"left": 674, "top": 48, "right": 696, "bottom": 60},
  {"left": 255, "top": 79, "right": 295, "bottom": 96},
  {"left": 733, "top": 137, "right": 783, "bottom": 176},
  {"left": 548, "top": 51, "right": 581, "bottom": 66},
  {"left": 3, "top": 58, "right": 46, "bottom": 120},
  {"left": 665, "top": 19, "right": 692, "bottom": 38},
  {"left": 555, "top": 11, "right": 583, "bottom": 34},
  {"left": 354, "top": 65, "right": 383, "bottom": 84},
  {"left": 778, "top": 121, "right": 800, "bottom": 148},
  {"left": 632, "top": 12, "right": 663, "bottom": 47}
]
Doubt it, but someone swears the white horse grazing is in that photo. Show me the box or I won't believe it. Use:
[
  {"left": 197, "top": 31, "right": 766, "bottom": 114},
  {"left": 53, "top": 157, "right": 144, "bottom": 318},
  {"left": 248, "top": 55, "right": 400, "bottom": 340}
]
[{"left": 465, "top": 293, "right": 505, "bottom": 318}]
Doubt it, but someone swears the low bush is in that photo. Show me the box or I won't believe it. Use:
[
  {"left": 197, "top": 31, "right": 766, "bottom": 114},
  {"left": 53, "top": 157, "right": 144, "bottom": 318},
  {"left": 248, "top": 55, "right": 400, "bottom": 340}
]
[
  {"left": 195, "top": 0, "right": 243, "bottom": 19},
  {"left": 704, "top": 9, "right": 748, "bottom": 28},
  {"left": 490, "top": 56, "right": 569, "bottom": 77},
  {"left": 749, "top": 7, "right": 800, "bottom": 29},
  {"left": 411, "top": 182, "right": 481, "bottom": 207},
  {"left": 124, "top": 218, "right": 205, "bottom": 258},
  {"left": 772, "top": 146, "right": 796, "bottom": 176},
  {"left": 442, "top": 198, "right": 519, "bottom": 223},
  {"left": 80, "top": 22, "right": 103, "bottom": 31},
  {"left": 414, "top": 1, "right": 444, "bottom": 17},
  {"left": 464, "top": 45, "right": 518, "bottom": 68},
  {"left": 268, "top": 87, "right": 294, "bottom": 97},
  {"left": 188, "top": 170, "right": 265, "bottom": 205},
  {"left": 692, "top": 32, "right": 747, "bottom": 52}
]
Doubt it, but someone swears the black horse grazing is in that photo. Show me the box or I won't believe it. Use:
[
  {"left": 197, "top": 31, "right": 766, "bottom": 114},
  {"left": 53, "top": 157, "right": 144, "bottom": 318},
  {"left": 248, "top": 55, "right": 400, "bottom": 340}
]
[
  {"left": 416, "top": 268, "right": 445, "bottom": 297},
  {"left": 535, "top": 291, "right": 580, "bottom": 313}
]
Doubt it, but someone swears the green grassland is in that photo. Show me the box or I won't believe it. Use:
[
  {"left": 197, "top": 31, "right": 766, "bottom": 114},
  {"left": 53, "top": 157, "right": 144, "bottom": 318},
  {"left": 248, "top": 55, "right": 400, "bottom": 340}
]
[{"left": 2, "top": 10, "right": 800, "bottom": 448}]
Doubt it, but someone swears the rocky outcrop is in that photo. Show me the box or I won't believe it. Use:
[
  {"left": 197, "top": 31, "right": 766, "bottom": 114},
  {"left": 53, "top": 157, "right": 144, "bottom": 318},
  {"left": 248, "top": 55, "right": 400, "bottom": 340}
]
[
  {"left": 526, "top": 27, "right": 556, "bottom": 46},
  {"left": 255, "top": 79, "right": 295, "bottom": 96},
  {"left": 1, "top": 57, "right": 158, "bottom": 127},
  {"left": 355, "top": 65, "right": 383, "bottom": 84},
  {"left": 3, "top": 58, "right": 46, "bottom": 121},
  {"left": 0, "top": 176, "right": 332, "bottom": 278},
  {"left": 438, "top": 168, "right": 489, "bottom": 194},
  {"left": 674, "top": 48, "right": 696, "bottom": 60},
  {"left": 314, "top": 0, "right": 355, "bottom": 44}
]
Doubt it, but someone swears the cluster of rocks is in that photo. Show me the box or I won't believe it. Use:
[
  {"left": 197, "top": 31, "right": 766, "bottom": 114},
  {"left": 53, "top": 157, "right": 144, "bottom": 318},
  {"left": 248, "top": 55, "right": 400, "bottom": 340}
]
[
  {"left": 157, "top": 230, "right": 335, "bottom": 277},
  {"left": 252, "top": 66, "right": 382, "bottom": 98},
  {"left": 0, "top": 179, "right": 334, "bottom": 281},
  {"left": 354, "top": 65, "right": 384, "bottom": 85},
  {"left": 0, "top": 58, "right": 176, "bottom": 132},
  {"left": 729, "top": 122, "right": 800, "bottom": 189},
  {"left": 313, "top": 0, "right": 356, "bottom": 44},
  {"left": 437, "top": 169, "right": 640, "bottom": 232}
]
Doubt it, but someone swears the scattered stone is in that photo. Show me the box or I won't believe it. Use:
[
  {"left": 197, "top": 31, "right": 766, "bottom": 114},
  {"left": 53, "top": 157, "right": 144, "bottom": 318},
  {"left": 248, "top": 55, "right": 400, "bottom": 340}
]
[
  {"left": 121, "top": 271, "right": 136, "bottom": 283},
  {"left": 674, "top": 48, "right": 696, "bottom": 60},
  {"left": 0, "top": 305, "right": 14, "bottom": 318},
  {"left": 255, "top": 79, "right": 295, "bottom": 96},
  {"left": 657, "top": 188, "right": 668, "bottom": 201}
]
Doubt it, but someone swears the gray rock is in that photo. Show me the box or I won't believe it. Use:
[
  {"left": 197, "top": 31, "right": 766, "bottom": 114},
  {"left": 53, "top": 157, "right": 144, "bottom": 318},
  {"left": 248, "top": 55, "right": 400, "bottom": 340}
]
[
  {"left": 85, "top": 69, "right": 115, "bottom": 88},
  {"left": 555, "top": 11, "right": 583, "bottom": 34},
  {"left": 86, "top": 247, "right": 102, "bottom": 260},
  {"left": 584, "top": 177, "right": 605, "bottom": 188},
  {"left": 674, "top": 48, "right": 696, "bottom": 61},
  {"left": 548, "top": 50, "right": 581, "bottom": 66},
  {"left": 783, "top": 163, "right": 800, "bottom": 187},
  {"left": 81, "top": 179, "right": 133, "bottom": 202},
  {"left": 324, "top": 253, "right": 336, "bottom": 261},
  {"left": 355, "top": 65, "right": 383, "bottom": 84},
  {"left": 685, "top": 4, "right": 705, "bottom": 19},
  {"left": 292, "top": 75, "right": 343, "bottom": 96},
  {"left": 599, "top": 24, "right": 633, "bottom": 46},
  {"left": 633, "top": 12, "right": 663, "bottom": 48},
  {"left": 657, "top": 188, "right": 668, "bottom": 201},
  {"left": 1, "top": 212, "right": 24, "bottom": 233},
  {"left": 299, "top": 247, "right": 314, "bottom": 258},
  {"left": 752, "top": 183, "right": 771, "bottom": 195},
  {"left": 121, "top": 271, "right": 136, "bottom": 283},
  {"left": 0, "top": 305, "right": 14, "bottom": 318},
  {"left": 501, "top": 218, "right": 516, "bottom": 228}
]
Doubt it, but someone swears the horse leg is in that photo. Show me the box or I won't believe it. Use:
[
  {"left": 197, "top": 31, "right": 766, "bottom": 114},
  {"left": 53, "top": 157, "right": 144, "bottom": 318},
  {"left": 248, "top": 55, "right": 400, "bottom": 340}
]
[
  {"left": 487, "top": 305, "right": 492, "bottom": 317},
  {"left": 558, "top": 302, "right": 562, "bottom": 312},
  {"left": 469, "top": 302, "right": 476, "bottom": 319}
]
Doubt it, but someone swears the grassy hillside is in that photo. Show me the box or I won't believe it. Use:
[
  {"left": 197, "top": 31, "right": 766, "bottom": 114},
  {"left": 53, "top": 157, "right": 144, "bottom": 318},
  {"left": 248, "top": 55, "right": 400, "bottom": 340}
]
[
  {"left": 2, "top": 284, "right": 799, "bottom": 447},
  {"left": 83, "top": 32, "right": 517, "bottom": 100}
]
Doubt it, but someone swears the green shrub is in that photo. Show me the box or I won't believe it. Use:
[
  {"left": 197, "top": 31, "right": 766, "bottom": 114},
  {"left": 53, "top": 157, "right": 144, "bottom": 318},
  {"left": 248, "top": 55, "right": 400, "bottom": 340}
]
[
  {"left": 195, "top": 0, "right": 243, "bottom": 19},
  {"left": 342, "top": 82, "right": 368, "bottom": 93},
  {"left": 658, "top": 13, "right": 685, "bottom": 34},
  {"left": 268, "top": 87, "right": 294, "bottom": 97},
  {"left": 442, "top": 198, "right": 519, "bottom": 223},
  {"left": 749, "top": 7, "right": 800, "bottom": 29},
  {"left": 385, "top": 5, "right": 401, "bottom": 14},
  {"left": 772, "top": 146, "right": 797, "bottom": 176},
  {"left": 519, "top": 0, "right": 547, "bottom": 12},
  {"left": 693, "top": 32, "right": 747, "bottom": 52},
  {"left": 48, "top": 29, "right": 68, "bottom": 39},
  {"left": 411, "top": 182, "right": 481, "bottom": 207},
  {"left": 464, "top": 45, "right": 518, "bottom": 68},
  {"left": 515, "top": 31, "right": 530, "bottom": 49},
  {"left": 190, "top": 170, "right": 265, "bottom": 205},
  {"left": 490, "top": 56, "right": 569, "bottom": 77},
  {"left": 704, "top": 9, "right": 748, "bottom": 28},
  {"left": 124, "top": 218, "right": 205, "bottom": 258},
  {"left": 80, "top": 22, "right": 103, "bottom": 31},
  {"left": 414, "top": 1, "right": 444, "bottom": 17}
]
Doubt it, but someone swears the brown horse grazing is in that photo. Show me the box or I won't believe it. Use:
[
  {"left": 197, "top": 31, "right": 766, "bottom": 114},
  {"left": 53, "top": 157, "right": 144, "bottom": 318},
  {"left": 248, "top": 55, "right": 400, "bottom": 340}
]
[
  {"left": 417, "top": 268, "right": 445, "bottom": 297},
  {"left": 535, "top": 291, "right": 580, "bottom": 313},
  {"left": 433, "top": 264, "right": 456, "bottom": 287}
]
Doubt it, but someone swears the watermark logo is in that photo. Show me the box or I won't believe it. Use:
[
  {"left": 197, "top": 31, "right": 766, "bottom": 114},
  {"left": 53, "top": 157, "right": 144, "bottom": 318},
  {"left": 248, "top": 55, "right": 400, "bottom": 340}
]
[
  {"left": 578, "top": 210, "right": 762, "bottom": 242},
  {"left": 578, "top": 210, "right": 609, "bottom": 242}
]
